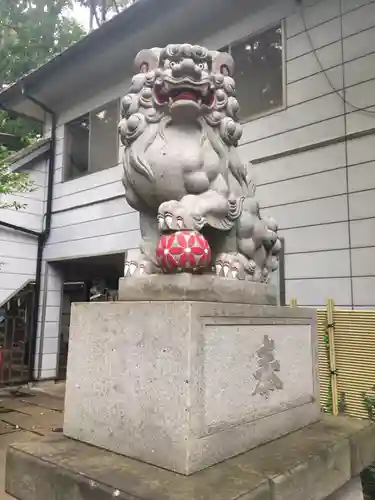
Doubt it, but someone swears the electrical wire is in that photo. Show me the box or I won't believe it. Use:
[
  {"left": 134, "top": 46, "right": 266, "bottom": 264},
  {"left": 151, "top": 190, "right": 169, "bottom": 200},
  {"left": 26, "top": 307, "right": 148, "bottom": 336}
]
[{"left": 299, "top": 3, "right": 375, "bottom": 114}]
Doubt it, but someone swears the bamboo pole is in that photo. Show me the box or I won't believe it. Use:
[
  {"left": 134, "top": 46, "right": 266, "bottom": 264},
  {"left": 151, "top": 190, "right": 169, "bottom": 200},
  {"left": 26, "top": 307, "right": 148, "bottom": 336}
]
[{"left": 327, "top": 298, "right": 338, "bottom": 416}]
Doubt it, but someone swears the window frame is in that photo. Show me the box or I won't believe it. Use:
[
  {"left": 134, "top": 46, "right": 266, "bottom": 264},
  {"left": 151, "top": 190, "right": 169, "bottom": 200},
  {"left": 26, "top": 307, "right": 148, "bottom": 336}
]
[
  {"left": 63, "top": 113, "right": 90, "bottom": 182},
  {"left": 223, "top": 20, "right": 287, "bottom": 124},
  {"left": 62, "top": 98, "right": 120, "bottom": 183}
]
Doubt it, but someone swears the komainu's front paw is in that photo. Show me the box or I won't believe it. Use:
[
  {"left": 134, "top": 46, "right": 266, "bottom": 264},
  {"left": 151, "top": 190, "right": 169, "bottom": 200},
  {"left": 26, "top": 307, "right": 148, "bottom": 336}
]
[
  {"left": 124, "top": 249, "right": 157, "bottom": 277},
  {"left": 157, "top": 200, "right": 197, "bottom": 231},
  {"left": 215, "top": 253, "right": 254, "bottom": 280}
]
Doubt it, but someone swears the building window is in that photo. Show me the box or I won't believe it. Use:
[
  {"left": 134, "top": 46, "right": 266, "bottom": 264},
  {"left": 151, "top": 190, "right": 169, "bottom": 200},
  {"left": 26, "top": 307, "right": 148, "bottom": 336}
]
[
  {"left": 223, "top": 24, "right": 284, "bottom": 121},
  {"left": 64, "top": 99, "right": 120, "bottom": 181}
]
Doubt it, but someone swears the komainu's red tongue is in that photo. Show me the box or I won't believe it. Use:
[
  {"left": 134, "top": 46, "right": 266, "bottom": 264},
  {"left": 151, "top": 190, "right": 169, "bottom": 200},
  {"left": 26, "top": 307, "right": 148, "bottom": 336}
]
[{"left": 173, "top": 91, "right": 196, "bottom": 101}]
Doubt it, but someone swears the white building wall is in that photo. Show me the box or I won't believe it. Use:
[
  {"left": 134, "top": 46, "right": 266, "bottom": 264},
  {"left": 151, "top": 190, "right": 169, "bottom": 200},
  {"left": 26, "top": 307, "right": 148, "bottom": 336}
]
[
  {"left": 0, "top": 158, "right": 48, "bottom": 306},
  {"left": 343, "top": 0, "right": 375, "bottom": 308},
  {"left": 34, "top": 262, "right": 63, "bottom": 380},
  {"left": 41, "top": 0, "right": 375, "bottom": 314},
  {"left": 243, "top": 0, "right": 375, "bottom": 307},
  {"left": 0, "top": 151, "right": 63, "bottom": 380}
]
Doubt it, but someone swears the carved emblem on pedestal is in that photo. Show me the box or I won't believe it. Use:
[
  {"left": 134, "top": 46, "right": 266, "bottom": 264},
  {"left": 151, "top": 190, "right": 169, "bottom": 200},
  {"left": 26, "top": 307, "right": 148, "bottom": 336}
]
[{"left": 252, "top": 335, "right": 283, "bottom": 398}]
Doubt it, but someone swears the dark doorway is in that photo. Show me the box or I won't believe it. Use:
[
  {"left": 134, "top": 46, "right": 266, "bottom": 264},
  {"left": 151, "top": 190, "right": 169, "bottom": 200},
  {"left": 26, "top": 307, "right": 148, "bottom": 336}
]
[
  {"left": 0, "top": 283, "right": 35, "bottom": 387},
  {"left": 54, "top": 253, "right": 125, "bottom": 380},
  {"left": 58, "top": 282, "right": 88, "bottom": 380}
]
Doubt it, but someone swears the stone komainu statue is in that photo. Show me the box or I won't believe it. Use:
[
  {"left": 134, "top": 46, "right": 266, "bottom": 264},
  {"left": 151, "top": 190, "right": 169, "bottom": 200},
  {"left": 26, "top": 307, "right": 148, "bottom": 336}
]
[{"left": 118, "top": 44, "right": 281, "bottom": 281}]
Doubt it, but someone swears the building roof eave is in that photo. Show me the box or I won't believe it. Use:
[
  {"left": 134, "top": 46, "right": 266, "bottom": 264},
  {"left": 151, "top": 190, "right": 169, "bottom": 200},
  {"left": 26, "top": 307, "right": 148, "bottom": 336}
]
[
  {"left": 3, "top": 138, "right": 51, "bottom": 172},
  {"left": 0, "top": 0, "right": 172, "bottom": 116}
]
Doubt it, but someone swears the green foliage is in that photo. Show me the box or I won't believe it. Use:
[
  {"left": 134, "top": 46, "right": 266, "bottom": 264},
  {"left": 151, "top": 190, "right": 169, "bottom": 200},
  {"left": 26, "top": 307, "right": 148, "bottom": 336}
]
[
  {"left": 77, "top": 0, "right": 137, "bottom": 27},
  {"left": 0, "top": 1, "right": 85, "bottom": 211},
  {"left": 0, "top": 0, "right": 85, "bottom": 87},
  {"left": 0, "top": 146, "right": 10, "bottom": 165},
  {"left": 322, "top": 323, "right": 333, "bottom": 414},
  {"left": 0, "top": 110, "right": 42, "bottom": 150},
  {"left": 363, "top": 386, "right": 375, "bottom": 421},
  {"left": 0, "top": 0, "right": 85, "bottom": 160},
  {"left": 362, "top": 387, "right": 375, "bottom": 499},
  {"left": 0, "top": 149, "right": 36, "bottom": 209}
]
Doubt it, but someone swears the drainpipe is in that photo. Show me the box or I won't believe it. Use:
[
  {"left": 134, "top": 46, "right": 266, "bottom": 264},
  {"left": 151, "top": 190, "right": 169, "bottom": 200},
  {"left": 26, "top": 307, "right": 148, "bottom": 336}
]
[
  {"left": 0, "top": 94, "right": 56, "bottom": 381},
  {"left": 19, "top": 89, "right": 56, "bottom": 382}
]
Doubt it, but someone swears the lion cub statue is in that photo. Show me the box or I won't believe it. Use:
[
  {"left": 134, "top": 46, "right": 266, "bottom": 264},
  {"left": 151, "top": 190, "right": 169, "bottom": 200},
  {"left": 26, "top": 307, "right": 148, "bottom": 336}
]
[{"left": 118, "top": 43, "right": 281, "bottom": 281}]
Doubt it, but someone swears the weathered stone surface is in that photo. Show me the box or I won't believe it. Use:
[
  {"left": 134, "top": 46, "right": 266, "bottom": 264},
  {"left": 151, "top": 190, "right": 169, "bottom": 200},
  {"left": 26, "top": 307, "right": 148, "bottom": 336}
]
[
  {"left": 118, "top": 274, "right": 278, "bottom": 304},
  {"left": 6, "top": 436, "right": 269, "bottom": 500},
  {"left": 1, "top": 408, "right": 63, "bottom": 436},
  {"left": 306, "top": 417, "right": 375, "bottom": 477},
  {"left": 327, "top": 477, "right": 364, "bottom": 500},
  {"left": 0, "top": 393, "right": 64, "bottom": 412},
  {"left": 347, "top": 421, "right": 375, "bottom": 476},
  {"left": 0, "top": 421, "right": 17, "bottom": 436},
  {"left": 250, "top": 420, "right": 352, "bottom": 500},
  {"left": 63, "top": 300, "right": 318, "bottom": 475},
  {"left": 6, "top": 417, "right": 375, "bottom": 500},
  {"left": 0, "top": 431, "right": 41, "bottom": 500}
]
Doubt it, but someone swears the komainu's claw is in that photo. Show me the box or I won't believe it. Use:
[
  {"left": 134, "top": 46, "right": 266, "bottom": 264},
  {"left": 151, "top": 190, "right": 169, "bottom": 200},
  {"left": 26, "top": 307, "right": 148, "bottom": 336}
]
[
  {"left": 215, "top": 253, "right": 250, "bottom": 280},
  {"left": 157, "top": 200, "right": 196, "bottom": 232},
  {"left": 124, "top": 249, "right": 157, "bottom": 277}
]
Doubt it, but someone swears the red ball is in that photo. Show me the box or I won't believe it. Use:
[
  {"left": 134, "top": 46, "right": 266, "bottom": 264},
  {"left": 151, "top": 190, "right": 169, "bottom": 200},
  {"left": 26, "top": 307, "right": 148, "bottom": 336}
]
[{"left": 156, "top": 230, "right": 211, "bottom": 273}]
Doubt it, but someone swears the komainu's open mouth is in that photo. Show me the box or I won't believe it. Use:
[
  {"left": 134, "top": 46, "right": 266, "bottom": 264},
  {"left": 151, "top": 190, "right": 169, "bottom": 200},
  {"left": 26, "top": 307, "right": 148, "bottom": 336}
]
[
  {"left": 155, "top": 84, "right": 214, "bottom": 107},
  {"left": 170, "top": 88, "right": 201, "bottom": 102}
]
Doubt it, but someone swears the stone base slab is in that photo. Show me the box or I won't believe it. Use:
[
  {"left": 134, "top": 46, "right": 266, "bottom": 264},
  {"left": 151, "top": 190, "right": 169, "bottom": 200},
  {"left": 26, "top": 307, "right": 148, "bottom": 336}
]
[
  {"left": 6, "top": 416, "right": 375, "bottom": 500},
  {"left": 63, "top": 300, "right": 319, "bottom": 474},
  {"left": 328, "top": 477, "right": 364, "bottom": 500},
  {"left": 118, "top": 274, "right": 278, "bottom": 304}
]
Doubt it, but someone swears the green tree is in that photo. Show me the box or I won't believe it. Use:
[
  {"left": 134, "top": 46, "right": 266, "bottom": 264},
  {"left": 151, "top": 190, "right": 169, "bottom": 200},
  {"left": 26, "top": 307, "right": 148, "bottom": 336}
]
[
  {"left": 0, "top": 0, "right": 86, "bottom": 162},
  {"left": 77, "top": 0, "right": 137, "bottom": 29},
  {"left": 0, "top": 150, "right": 35, "bottom": 209},
  {"left": 0, "top": 149, "right": 35, "bottom": 272},
  {"left": 0, "top": 0, "right": 85, "bottom": 87}
]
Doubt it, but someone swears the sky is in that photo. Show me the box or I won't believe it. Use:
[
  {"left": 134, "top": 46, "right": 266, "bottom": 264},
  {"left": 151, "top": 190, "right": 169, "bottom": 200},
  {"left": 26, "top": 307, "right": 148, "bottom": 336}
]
[
  {"left": 70, "top": 2, "right": 91, "bottom": 31},
  {"left": 70, "top": 2, "right": 127, "bottom": 31}
]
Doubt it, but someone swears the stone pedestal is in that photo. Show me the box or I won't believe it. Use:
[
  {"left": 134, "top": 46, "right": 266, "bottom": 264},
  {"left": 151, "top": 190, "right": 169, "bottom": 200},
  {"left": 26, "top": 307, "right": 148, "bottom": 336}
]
[
  {"left": 328, "top": 477, "right": 364, "bottom": 500},
  {"left": 6, "top": 416, "right": 375, "bottom": 500},
  {"left": 117, "top": 274, "right": 279, "bottom": 304},
  {"left": 63, "top": 276, "right": 319, "bottom": 475},
  {"left": 6, "top": 276, "right": 375, "bottom": 500}
]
